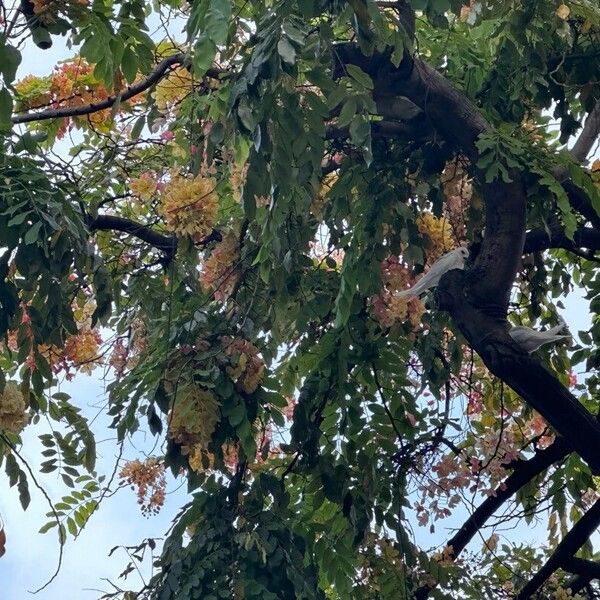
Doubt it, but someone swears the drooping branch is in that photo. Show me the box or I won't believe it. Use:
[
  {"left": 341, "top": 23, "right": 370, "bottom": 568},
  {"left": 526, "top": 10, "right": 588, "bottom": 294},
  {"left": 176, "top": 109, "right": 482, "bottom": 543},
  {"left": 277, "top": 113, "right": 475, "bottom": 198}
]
[
  {"left": 87, "top": 214, "right": 221, "bottom": 258},
  {"left": 447, "top": 438, "right": 572, "bottom": 558},
  {"left": 438, "top": 270, "right": 600, "bottom": 475},
  {"left": 12, "top": 54, "right": 222, "bottom": 125},
  {"left": 414, "top": 438, "right": 572, "bottom": 600},
  {"left": 570, "top": 101, "right": 600, "bottom": 165},
  {"left": 524, "top": 226, "right": 600, "bottom": 254},
  {"left": 515, "top": 498, "right": 600, "bottom": 599}
]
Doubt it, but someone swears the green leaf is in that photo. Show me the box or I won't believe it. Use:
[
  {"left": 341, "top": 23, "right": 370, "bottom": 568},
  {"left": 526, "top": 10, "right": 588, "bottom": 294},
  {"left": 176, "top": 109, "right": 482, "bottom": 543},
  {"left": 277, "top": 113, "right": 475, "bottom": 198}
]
[
  {"left": 0, "top": 87, "right": 13, "bottom": 131},
  {"left": 345, "top": 64, "right": 374, "bottom": 90},
  {"left": 67, "top": 517, "right": 78, "bottom": 537},
  {"left": 277, "top": 37, "right": 296, "bottom": 65},
  {"left": 130, "top": 115, "right": 146, "bottom": 140},
  {"left": 0, "top": 43, "right": 22, "bottom": 85},
  {"left": 24, "top": 222, "right": 43, "bottom": 245},
  {"left": 39, "top": 521, "right": 58, "bottom": 534},
  {"left": 121, "top": 46, "right": 139, "bottom": 84}
]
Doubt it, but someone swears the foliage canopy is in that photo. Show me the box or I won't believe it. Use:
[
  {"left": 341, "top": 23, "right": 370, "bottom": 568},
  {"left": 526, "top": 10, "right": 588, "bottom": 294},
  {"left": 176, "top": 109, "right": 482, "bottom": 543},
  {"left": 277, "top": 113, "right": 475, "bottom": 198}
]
[{"left": 1, "top": 0, "right": 600, "bottom": 598}]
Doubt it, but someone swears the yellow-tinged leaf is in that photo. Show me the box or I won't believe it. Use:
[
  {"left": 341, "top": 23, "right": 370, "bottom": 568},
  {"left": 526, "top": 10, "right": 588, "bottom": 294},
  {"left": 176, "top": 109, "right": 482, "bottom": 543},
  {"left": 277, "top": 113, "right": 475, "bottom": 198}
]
[
  {"left": 484, "top": 533, "right": 499, "bottom": 552},
  {"left": 556, "top": 4, "right": 570, "bottom": 19},
  {"left": 592, "top": 159, "right": 600, "bottom": 173}
]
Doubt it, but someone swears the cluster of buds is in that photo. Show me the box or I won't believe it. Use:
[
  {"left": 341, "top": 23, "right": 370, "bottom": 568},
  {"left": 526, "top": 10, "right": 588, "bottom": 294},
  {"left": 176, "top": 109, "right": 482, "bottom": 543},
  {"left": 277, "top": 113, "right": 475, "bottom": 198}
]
[
  {"left": 222, "top": 337, "right": 265, "bottom": 394},
  {"left": 120, "top": 458, "right": 166, "bottom": 516},
  {"left": 0, "top": 382, "right": 29, "bottom": 434},
  {"left": 200, "top": 233, "right": 241, "bottom": 301},
  {"left": 370, "top": 255, "right": 425, "bottom": 330}
]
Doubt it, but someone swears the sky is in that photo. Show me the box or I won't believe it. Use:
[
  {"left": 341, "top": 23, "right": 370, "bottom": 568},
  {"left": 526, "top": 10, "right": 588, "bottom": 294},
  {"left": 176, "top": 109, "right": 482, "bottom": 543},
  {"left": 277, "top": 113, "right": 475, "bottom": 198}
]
[{"left": 1, "top": 10, "right": 599, "bottom": 600}]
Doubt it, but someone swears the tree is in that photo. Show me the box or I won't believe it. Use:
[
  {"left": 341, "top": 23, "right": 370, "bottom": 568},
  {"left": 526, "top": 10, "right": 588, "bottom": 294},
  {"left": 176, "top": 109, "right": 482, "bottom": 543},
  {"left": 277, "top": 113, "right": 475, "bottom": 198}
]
[{"left": 1, "top": 0, "right": 600, "bottom": 597}]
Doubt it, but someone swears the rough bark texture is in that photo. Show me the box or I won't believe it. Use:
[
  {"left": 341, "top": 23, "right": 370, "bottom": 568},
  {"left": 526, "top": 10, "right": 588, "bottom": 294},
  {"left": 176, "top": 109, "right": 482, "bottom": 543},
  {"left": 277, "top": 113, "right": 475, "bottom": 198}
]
[{"left": 515, "top": 499, "right": 600, "bottom": 599}]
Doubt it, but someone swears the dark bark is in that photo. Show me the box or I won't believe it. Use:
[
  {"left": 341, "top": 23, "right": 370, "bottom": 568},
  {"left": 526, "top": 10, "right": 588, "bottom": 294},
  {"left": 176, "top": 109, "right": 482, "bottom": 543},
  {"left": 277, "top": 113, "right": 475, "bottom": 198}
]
[
  {"left": 334, "top": 37, "right": 600, "bottom": 473},
  {"left": 524, "top": 226, "right": 600, "bottom": 254},
  {"left": 335, "top": 44, "right": 526, "bottom": 315},
  {"left": 571, "top": 101, "right": 600, "bottom": 165},
  {"left": 447, "top": 438, "right": 572, "bottom": 557},
  {"left": 88, "top": 215, "right": 177, "bottom": 257},
  {"left": 516, "top": 499, "right": 600, "bottom": 599},
  {"left": 563, "top": 557, "right": 600, "bottom": 580},
  {"left": 325, "top": 118, "right": 432, "bottom": 142},
  {"left": 437, "top": 269, "right": 600, "bottom": 475},
  {"left": 414, "top": 438, "right": 572, "bottom": 599},
  {"left": 87, "top": 214, "right": 222, "bottom": 258}
]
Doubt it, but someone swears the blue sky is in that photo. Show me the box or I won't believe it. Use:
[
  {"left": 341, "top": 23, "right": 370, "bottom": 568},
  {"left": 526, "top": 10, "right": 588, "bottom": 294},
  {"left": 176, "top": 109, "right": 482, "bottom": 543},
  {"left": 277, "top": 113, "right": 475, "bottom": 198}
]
[{"left": 1, "top": 16, "right": 599, "bottom": 600}]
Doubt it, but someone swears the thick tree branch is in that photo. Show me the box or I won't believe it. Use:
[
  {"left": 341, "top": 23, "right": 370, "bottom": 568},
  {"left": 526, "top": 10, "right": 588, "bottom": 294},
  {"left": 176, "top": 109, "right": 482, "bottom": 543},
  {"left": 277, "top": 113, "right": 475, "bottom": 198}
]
[
  {"left": 88, "top": 214, "right": 222, "bottom": 260},
  {"left": 551, "top": 100, "right": 600, "bottom": 228},
  {"left": 325, "top": 118, "right": 432, "bottom": 142},
  {"left": 414, "top": 438, "right": 572, "bottom": 599},
  {"left": 571, "top": 101, "right": 600, "bottom": 165},
  {"left": 563, "top": 557, "right": 600, "bottom": 580},
  {"left": 438, "top": 269, "right": 600, "bottom": 475},
  {"left": 12, "top": 54, "right": 222, "bottom": 125},
  {"left": 333, "top": 41, "right": 600, "bottom": 475},
  {"left": 516, "top": 498, "right": 600, "bottom": 599},
  {"left": 335, "top": 43, "right": 526, "bottom": 314},
  {"left": 88, "top": 215, "right": 177, "bottom": 257},
  {"left": 524, "top": 226, "right": 600, "bottom": 254},
  {"left": 447, "top": 438, "right": 572, "bottom": 558}
]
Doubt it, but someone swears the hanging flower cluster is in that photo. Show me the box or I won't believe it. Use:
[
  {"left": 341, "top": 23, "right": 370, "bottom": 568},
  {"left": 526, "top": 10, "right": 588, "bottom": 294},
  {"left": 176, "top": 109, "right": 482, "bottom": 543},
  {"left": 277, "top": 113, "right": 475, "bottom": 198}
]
[
  {"left": 17, "top": 60, "right": 113, "bottom": 137},
  {"left": 222, "top": 337, "right": 265, "bottom": 393},
  {"left": 441, "top": 162, "right": 473, "bottom": 242},
  {"left": 13, "top": 75, "right": 52, "bottom": 109},
  {"left": 62, "top": 327, "right": 102, "bottom": 374},
  {"left": 311, "top": 171, "right": 338, "bottom": 219},
  {"left": 159, "top": 175, "right": 218, "bottom": 239},
  {"left": 416, "top": 212, "right": 456, "bottom": 263},
  {"left": 371, "top": 255, "right": 425, "bottom": 329},
  {"left": 167, "top": 385, "right": 221, "bottom": 450},
  {"left": 31, "top": 0, "right": 88, "bottom": 24},
  {"left": 109, "top": 318, "right": 148, "bottom": 377},
  {"left": 0, "top": 382, "right": 29, "bottom": 434},
  {"left": 119, "top": 457, "right": 166, "bottom": 516},
  {"left": 154, "top": 67, "right": 194, "bottom": 111},
  {"left": 130, "top": 173, "right": 159, "bottom": 201},
  {"left": 415, "top": 426, "right": 522, "bottom": 526},
  {"left": 200, "top": 233, "right": 241, "bottom": 301},
  {"left": 7, "top": 299, "right": 102, "bottom": 378}
]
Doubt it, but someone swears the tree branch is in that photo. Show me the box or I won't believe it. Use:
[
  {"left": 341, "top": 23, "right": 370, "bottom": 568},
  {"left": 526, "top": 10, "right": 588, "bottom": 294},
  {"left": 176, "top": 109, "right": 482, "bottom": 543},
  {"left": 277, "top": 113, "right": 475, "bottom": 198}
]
[
  {"left": 88, "top": 215, "right": 177, "bottom": 257},
  {"left": 12, "top": 54, "right": 222, "bottom": 125},
  {"left": 562, "top": 557, "right": 600, "bottom": 580},
  {"left": 571, "top": 101, "right": 600, "bottom": 165},
  {"left": 448, "top": 438, "right": 572, "bottom": 558},
  {"left": 414, "top": 438, "right": 572, "bottom": 599},
  {"left": 325, "top": 118, "right": 432, "bottom": 142},
  {"left": 87, "top": 215, "right": 221, "bottom": 258},
  {"left": 334, "top": 43, "right": 526, "bottom": 315},
  {"left": 524, "top": 226, "right": 600, "bottom": 254},
  {"left": 437, "top": 269, "right": 600, "bottom": 475},
  {"left": 516, "top": 498, "right": 600, "bottom": 599}
]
